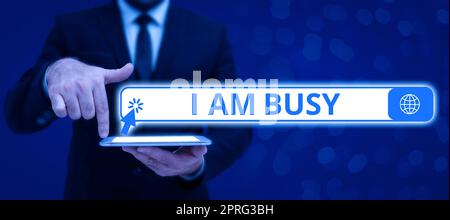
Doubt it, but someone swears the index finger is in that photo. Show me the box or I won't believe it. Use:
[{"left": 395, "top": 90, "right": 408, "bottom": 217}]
[{"left": 93, "top": 86, "right": 109, "bottom": 138}]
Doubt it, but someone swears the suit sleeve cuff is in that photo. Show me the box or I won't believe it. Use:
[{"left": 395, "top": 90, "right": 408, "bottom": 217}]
[
  {"left": 42, "top": 66, "right": 50, "bottom": 96},
  {"left": 179, "top": 159, "right": 205, "bottom": 181}
]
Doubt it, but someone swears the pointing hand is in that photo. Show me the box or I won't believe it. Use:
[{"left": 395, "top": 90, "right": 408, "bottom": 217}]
[{"left": 46, "top": 58, "right": 134, "bottom": 138}]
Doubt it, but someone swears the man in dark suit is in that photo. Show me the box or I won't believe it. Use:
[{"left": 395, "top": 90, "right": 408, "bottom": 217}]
[{"left": 4, "top": 0, "right": 252, "bottom": 199}]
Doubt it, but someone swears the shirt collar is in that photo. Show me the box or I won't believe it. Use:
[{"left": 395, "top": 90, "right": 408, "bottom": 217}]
[{"left": 118, "top": 0, "right": 170, "bottom": 27}]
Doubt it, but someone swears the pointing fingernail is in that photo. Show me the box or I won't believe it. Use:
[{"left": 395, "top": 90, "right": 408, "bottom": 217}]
[{"left": 100, "top": 129, "right": 108, "bottom": 138}]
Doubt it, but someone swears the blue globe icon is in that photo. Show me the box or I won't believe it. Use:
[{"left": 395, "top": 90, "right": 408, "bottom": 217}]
[{"left": 399, "top": 94, "right": 420, "bottom": 115}]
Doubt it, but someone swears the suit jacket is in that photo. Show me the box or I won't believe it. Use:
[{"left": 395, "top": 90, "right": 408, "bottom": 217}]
[{"left": 4, "top": 1, "right": 252, "bottom": 199}]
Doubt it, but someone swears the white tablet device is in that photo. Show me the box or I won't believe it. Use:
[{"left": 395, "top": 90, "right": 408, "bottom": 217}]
[{"left": 99, "top": 135, "right": 212, "bottom": 147}]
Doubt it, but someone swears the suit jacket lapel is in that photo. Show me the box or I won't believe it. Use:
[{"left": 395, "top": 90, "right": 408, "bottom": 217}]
[
  {"left": 97, "top": 1, "right": 133, "bottom": 76},
  {"left": 152, "top": 7, "right": 185, "bottom": 81}
]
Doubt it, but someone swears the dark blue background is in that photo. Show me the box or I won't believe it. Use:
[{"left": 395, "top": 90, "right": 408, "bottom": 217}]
[{"left": 0, "top": 0, "right": 448, "bottom": 199}]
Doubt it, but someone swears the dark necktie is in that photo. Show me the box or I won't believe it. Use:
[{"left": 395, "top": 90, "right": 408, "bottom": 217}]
[{"left": 134, "top": 14, "right": 152, "bottom": 80}]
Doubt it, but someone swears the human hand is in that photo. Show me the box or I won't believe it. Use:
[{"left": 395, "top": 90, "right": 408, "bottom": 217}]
[
  {"left": 46, "top": 58, "right": 134, "bottom": 138},
  {"left": 122, "top": 146, "right": 207, "bottom": 177}
]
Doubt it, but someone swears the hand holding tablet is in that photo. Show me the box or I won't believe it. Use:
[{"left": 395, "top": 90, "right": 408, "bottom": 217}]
[{"left": 100, "top": 135, "right": 210, "bottom": 177}]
